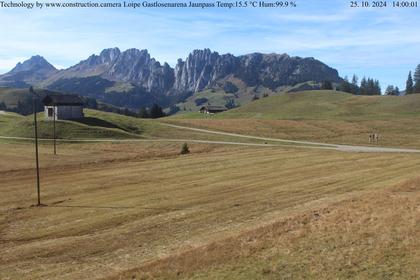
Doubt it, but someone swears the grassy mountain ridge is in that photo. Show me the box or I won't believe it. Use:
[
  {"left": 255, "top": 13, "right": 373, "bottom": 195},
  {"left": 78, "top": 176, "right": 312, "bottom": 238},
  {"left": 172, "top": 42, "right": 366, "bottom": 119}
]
[
  {"left": 0, "top": 110, "right": 139, "bottom": 140},
  {"left": 171, "top": 90, "right": 420, "bottom": 120},
  {"left": 166, "top": 90, "right": 420, "bottom": 148},
  {"left": 171, "top": 81, "right": 323, "bottom": 114},
  {"left": 0, "top": 109, "right": 263, "bottom": 143}
]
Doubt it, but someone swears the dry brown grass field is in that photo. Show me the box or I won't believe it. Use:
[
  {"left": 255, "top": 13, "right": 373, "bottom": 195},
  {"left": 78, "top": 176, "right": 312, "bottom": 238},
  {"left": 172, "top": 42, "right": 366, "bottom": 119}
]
[
  {"left": 166, "top": 91, "right": 420, "bottom": 149},
  {"left": 165, "top": 118, "right": 420, "bottom": 149},
  {"left": 1, "top": 141, "right": 420, "bottom": 279}
]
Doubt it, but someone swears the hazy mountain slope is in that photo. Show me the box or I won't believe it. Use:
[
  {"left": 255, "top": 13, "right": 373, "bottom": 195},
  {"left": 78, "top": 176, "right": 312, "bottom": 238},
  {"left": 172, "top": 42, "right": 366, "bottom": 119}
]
[
  {"left": 0, "top": 55, "right": 58, "bottom": 87},
  {"left": 0, "top": 48, "right": 343, "bottom": 109}
]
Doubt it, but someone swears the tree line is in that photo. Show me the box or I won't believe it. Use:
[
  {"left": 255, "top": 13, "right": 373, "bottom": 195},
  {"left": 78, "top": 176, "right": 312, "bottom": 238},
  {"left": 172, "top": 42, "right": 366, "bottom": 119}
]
[
  {"left": 138, "top": 104, "right": 165, "bottom": 118},
  {"left": 404, "top": 64, "right": 420, "bottom": 94},
  {"left": 80, "top": 101, "right": 166, "bottom": 119},
  {"left": 384, "top": 64, "right": 420, "bottom": 95},
  {"left": 0, "top": 98, "right": 44, "bottom": 115},
  {"left": 0, "top": 94, "right": 166, "bottom": 119},
  {"left": 336, "top": 63, "right": 420, "bottom": 96},
  {"left": 338, "top": 75, "right": 381, "bottom": 95}
]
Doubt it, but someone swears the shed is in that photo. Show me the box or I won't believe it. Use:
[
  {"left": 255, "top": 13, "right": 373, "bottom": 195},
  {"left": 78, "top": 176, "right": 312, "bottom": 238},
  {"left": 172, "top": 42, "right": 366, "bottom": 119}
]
[
  {"left": 199, "top": 105, "right": 227, "bottom": 114},
  {"left": 42, "top": 95, "right": 84, "bottom": 120}
]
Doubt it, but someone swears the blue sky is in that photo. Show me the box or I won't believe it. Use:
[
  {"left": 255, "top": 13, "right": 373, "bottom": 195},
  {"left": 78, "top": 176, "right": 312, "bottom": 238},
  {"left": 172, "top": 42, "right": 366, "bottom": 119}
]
[{"left": 0, "top": 0, "right": 419, "bottom": 89}]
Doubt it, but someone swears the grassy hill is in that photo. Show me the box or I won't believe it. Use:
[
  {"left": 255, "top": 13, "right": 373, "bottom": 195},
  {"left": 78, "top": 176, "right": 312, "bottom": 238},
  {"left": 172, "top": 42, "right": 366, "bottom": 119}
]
[
  {"left": 166, "top": 91, "right": 420, "bottom": 148},
  {"left": 0, "top": 110, "right": 138, "bottom": 140},
  {"left": 171, "top": 82, "right": 323, "bottom": 115},
  {"left": 171, "top": 90, "right": 420, "bottom": 120},
  {"left": 0, "top": 109, "right": 263, "bottom": 143},
  {"left": 223, "top": 90, "right": 420, "bottom": 120}
]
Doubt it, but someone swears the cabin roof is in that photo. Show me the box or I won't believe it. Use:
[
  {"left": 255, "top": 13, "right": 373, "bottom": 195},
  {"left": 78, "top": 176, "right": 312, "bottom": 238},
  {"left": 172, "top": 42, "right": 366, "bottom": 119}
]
[
  {"left": 42, "top": 95, "right": 84, "bottom": 106},
  {"left": 200, "top": 105, "right": 227, "bottom": 111}
]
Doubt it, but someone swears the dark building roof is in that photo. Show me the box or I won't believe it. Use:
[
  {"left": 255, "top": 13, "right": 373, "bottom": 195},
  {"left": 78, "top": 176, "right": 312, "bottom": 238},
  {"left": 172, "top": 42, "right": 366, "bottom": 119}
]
[
  {"left": 42, "top": 95, "right": 84, "bottom": 106},
  {"left": 200, "top": 105, "right": 227, "bottom": 112}
]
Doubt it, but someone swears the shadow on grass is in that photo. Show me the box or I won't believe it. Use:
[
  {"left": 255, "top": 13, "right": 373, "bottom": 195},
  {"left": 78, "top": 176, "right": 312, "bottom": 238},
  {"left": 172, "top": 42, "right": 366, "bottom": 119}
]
[
  {"left": 73, "top": 117, "right": 122, "bottom": 130},
  {"left": 73, "top": 117, "right": 143, "bottom": 135}
]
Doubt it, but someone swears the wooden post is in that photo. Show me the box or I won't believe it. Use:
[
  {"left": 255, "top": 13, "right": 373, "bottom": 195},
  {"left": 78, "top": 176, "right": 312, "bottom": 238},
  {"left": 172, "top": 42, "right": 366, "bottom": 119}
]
[
  {"left": 31, "top": 87, "right": 41, "bottom": 206},
  {"left": 53, "top": 106, "right": 56, "bottom": 155}
]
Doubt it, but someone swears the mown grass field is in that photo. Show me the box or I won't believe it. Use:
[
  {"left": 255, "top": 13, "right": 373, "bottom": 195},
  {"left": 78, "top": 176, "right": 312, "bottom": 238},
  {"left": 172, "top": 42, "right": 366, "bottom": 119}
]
[
  {"left": 1, "top": 90, "right": 420, "bottom": 279},
  {"left": 167, "top": 91, "right": 420, "bottom": 148},
  {"left": 0, "top": 109, "right": 264, "bottom": 144},
  {"left": 1, "top": 140, "right": 420, "bottom": 279}
]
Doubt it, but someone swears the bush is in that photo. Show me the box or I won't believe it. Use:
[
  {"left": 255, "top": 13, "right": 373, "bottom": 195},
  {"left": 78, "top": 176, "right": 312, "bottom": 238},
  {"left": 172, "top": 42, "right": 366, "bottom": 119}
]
[
  {"left": 321, "top": 80, "right": 333, "bottom": 90},
  {"left": 180, "top": 143, "right": 190, "bottom": 155},
  {"left": 225, "top": 98, "right": 237, "bottom": 109},
  {"left": 195, "top": 97, "right": 208, "bottom": 106},
  {"left": 168, "top": 105, "right": 180, "bottom": 115},
  {"left": 223, "top": 82, "right": 239, "bottom": 93}
]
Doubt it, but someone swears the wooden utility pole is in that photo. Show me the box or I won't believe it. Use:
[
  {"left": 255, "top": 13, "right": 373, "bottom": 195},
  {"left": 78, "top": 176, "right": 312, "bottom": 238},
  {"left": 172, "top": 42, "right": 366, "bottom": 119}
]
[
  {"left": 53, "top": 107, "right": 56, "bottom": 155},
  {"left": 31, "top": 87, "right": 41, "bottom": 206}
]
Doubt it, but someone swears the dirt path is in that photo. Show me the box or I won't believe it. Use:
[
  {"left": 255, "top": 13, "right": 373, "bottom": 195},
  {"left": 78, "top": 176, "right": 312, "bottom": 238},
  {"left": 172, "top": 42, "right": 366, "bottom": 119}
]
[
  {"left": 2, "top": 124, "right": 420, "bottom": 153},
  {"left": 161, "top": 123, "right": 420, "bottom": 154}
]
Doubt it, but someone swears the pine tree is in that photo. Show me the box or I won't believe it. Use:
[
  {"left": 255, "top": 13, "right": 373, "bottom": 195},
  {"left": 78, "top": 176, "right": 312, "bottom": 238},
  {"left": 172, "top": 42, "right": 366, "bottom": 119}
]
[
  {"left": 149, "top": 104, "right": 165, "bottom": 118},
  {"left": 225, "top": 98, "right": 237, "bottom": 109},
  {"left": 406, "top": 71, "right": 414, "bottom": 94},
  {"left": 360, "top": 77, "right": 367, "bottom": 95},
  {"left": 395, "top": 86, "right": 400, "bottom": 96},
  {"left": 351, "top": 74, "right": 359, "bottom": 94},
  {"left": 414, "top": 64, "right": 420, "bottom": 93},
  {"left": 385, "top": 85, "right": 395, "bottom": 95},
  {"left": 374, "top": 79, "right": 381, "bottom": 95},
  {"left": 138, "top": 107, "right": 149, "bottom": 118},
  {"left": 321, "top": 80, "right": 333, "bottom": 90},
  {"left": 359, "top": 77, "right": 381, "bottom": 95},
  {"left": 367, "top": 78, "right": 375, "bottom": 95},
  {"left": 340, "top": 76, "right": 352, "bottom": 93}
]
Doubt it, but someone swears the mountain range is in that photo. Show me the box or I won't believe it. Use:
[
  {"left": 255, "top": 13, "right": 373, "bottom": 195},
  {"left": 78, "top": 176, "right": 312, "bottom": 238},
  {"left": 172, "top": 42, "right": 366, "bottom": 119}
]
[{"left": 0, "top": 48, "right": 342, "bottom": 110}]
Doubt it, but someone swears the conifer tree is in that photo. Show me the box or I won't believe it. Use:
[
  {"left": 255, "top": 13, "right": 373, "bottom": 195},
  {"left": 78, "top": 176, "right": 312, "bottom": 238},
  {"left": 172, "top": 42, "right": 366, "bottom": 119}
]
[
  {"left": 351, "top": 74, "right": 359, "bottom": 94},
  {"left": 149, "top": 104, "right": 165, "bottom": 118},
  {"left": 321, "top": 80, "right": 333, "bottom": 90},
  {"left": 374, "top": 79, "right": 381, "bottom": 95},
  {"left": 406, "top": 71, "right": 414, "bottom": 94},
  {"left": 385, "top": 85, "right": 395, "bottom": 95},
  {"left": 138, "top": 107, "right": 149, "bottom": 118},
  {"left": 360, "top": 77, "right": 367, "bottom": 95},
  {"left": 414, "top": 64, "right": 420, "bottom": 93},
  {"left": 340, "top": 76, "right": 352, "bottom": 93}
]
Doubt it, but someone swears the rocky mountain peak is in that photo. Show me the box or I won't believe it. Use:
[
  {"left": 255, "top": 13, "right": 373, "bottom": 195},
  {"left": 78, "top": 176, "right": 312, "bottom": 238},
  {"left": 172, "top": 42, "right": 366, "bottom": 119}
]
[
  {"left": 0, "top": 47, "right": 343, "bottom": 109},
  {"left": 172, "top": 49, "right": 341, "bottom": 93},
  {"left": 0, "top": 55, "right": 58, "bottom": 87},
  {"left": 175, "top": 48, "right": 228, "bottom": 92},
  {"left": 10, "top": 55, "right": 57, "bottom": 74},
  {"left": 99, "top": 47, "right": 121, "bottom": 63}
]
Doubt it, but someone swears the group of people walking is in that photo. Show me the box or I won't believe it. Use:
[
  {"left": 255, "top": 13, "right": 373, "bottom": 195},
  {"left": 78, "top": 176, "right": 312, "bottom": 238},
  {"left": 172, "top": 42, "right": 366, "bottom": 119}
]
[{"left": 369, "top": 133, "right": 380, "bottom": 143}]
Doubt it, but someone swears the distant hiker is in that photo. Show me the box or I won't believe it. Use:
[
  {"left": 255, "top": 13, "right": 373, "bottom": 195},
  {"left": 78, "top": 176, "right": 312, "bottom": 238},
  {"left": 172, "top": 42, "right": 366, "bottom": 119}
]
[
  {"left": 375, "top": 133, "right": 379, "bottom": 143},
  {"left": 369, "top": 133, "right": 372, "bottom": 143}
]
